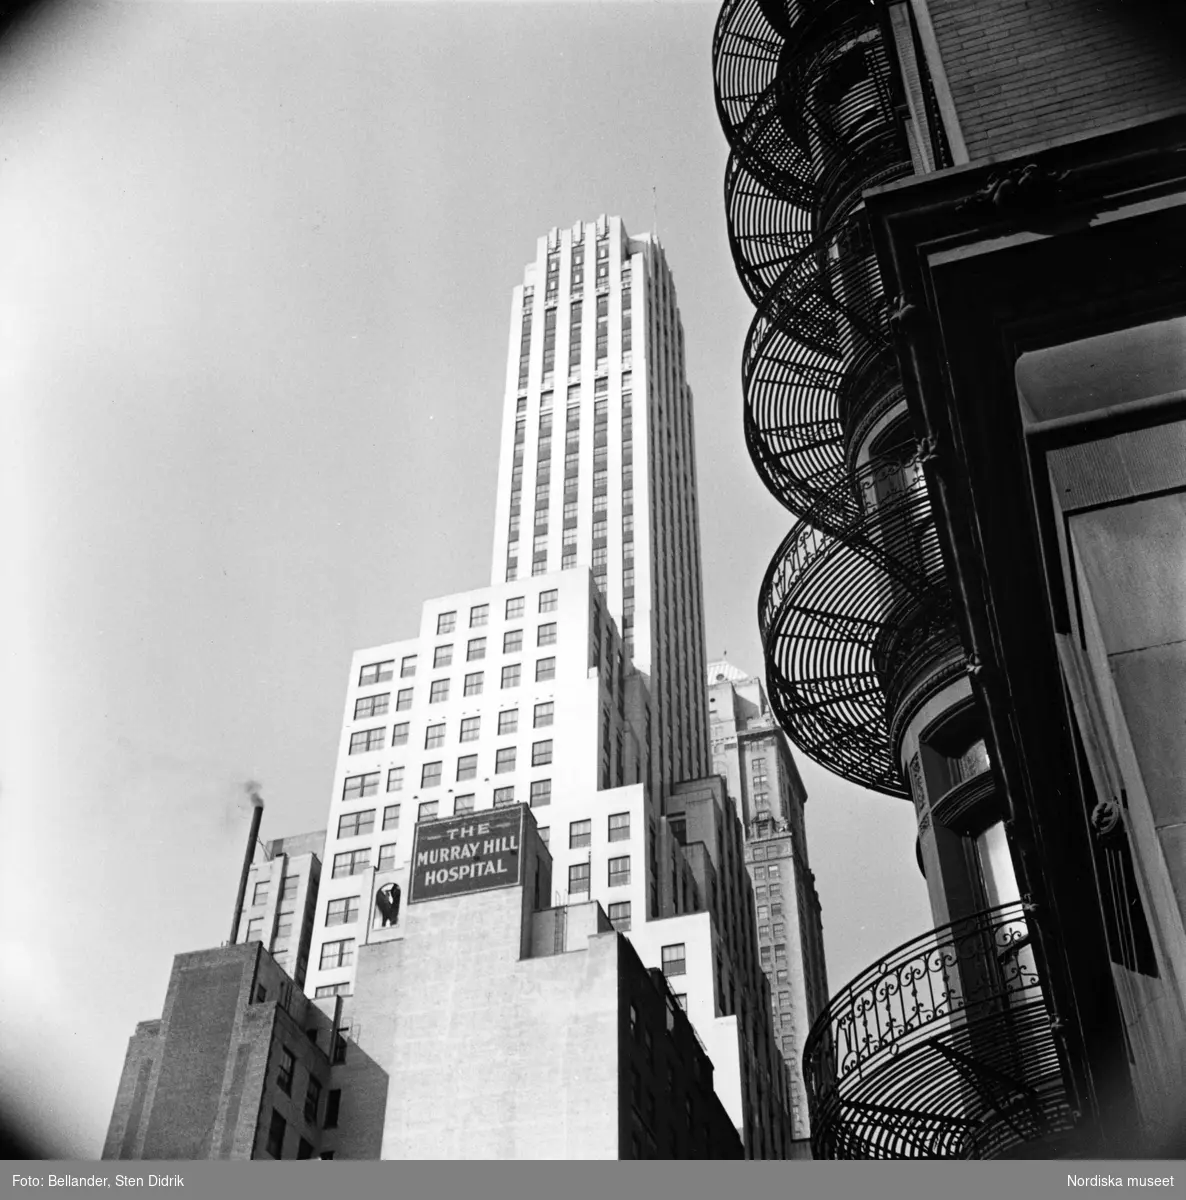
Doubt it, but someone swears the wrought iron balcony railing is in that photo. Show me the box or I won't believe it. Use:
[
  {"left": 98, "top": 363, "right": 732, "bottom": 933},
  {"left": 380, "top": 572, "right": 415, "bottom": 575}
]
[{"left": 803, "top": 901, "right": 1076, "bottom": 1158}]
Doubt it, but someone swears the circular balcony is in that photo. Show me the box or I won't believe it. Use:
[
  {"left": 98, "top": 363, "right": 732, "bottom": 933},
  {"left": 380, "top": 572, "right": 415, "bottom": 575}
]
[
  {"left": 803, "top": 902, "right": 1076, "bottom": 1158},
  {"left": 757, "top": 455, "right": 950, "bottom": 795}
]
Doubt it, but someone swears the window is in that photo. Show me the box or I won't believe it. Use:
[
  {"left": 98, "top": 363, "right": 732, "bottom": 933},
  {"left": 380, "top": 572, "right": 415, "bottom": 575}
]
[
  {"left": 609, "top": 856, "right": 631, "bottom": 886},
  {"left": 354, "top": 693, "right": 389, "bottom": 719},
  {"left": 324, "top": 1090, "right": 341, "bottom": 1130},
  {"left": 359, "top": 660, "right": 394, "bottom": 686},
  {"left": 467, "top": 637, "right": 486, "bottom": 661},
  {"left": 454, "top": 794, "right": 475, "bottom": 815},
  {"left": 343, "top": 772, "right": 379, "bottom": 801},
  {"left": 418, "top": 800, "right": 439, "bottom": 822},
  {"left": 531, "top": 739, "right": 553, "bottom": 767},
  {"left": 382, "top": 804, "right": 400, "bottom": 831},
  {"left": 326, "top": 896, "right": 359, "bottom": 927},
  {"left": 245, "top": 917, "right": 264, "bottom": 942},
  {"left": 506, "top": 596, "right": 525, "bottom": 619},
  {"left": 457, "top": 754, "right": 478, "bottom": 781},
  {"left": 377, "top": 843, "right": 397, "bottom": 872},
  {"left": 437, "top": 611, "right": 456, "bottom": 635},
  {"left": 433, "top": 645, "right": 453, "bottom": 669},
  {"left": 421, "top": 762, "right": 443, "bottom": 788},
  {"left": 280, "top": 876, "right": 298, "bottom": 903},
  {"left": 493, "top": 786, "right": 515, "bottom": 807},
  {"left": 429, "top": 680, "right": 450, "bottom": 703},
  {"left": 320, "top": 939, "right": 354, "bottom": 970},
  {"left": 757, "top": 904, "right": 769, "bottom": 921},
  {"left": 266, "top": 1110, "right": 286, "bottom": 1158},
  {"left": 349, "top": 728, "right": 384, "bottom": 755},
  {"left": 674, "top": 993, "right": 688, "bottom": 1012},
  {"left": 314, "top": 983, "right": 351, "bottom": 999},
  {"left": 570, "top": 819, "right": 591, "bottom": 848},
  {"left": 424, "top": 723, "right": 446, "bottom": 749},
  {"left": 252, "top": 881, "right": 269, "bottom": 906},
  {"left": 536, "top": 657, "right": 556, "bottom": 682},
  {"left": 332, "top": 1032, "right": 348, "bottom": 1064},
  {"left": 776, "top": 969, "right": 789, "bottom": 985},
  {"left": 529, "top": 779, "right": 551, "bottom": 807},
  {"left": 539, "top": 588, "right": 558, "bottom": 612},
  {"left": 381, "top": 767, "right": 401, "bottom": 795},
  {"left": 537, "top": 622, "right": 557, "bottom": 646},
  {"left": 497, "top": 709, "right": 519, "bottom": 735},
  {"left": 608, "top": 901, "right": 631, "bottom": 931},
  {"left": 337, "top": 810, "right": 375, "bottom": 839},
  {"left": 332, "top": 850, "right": 370, "bottom": 879},
  {"left": 396, "top": 689, "right": 413, "bottom": 712},
  {"left": 538, "top": 827, "right": 550, "bottom": 846},
  {"left": 501, "top": 664, "right": 521, "bottom": 689},
  {"left": 503, "top": 629, "right": 523, "bottom": 654},
  {"left": 526, "top": 703, "right": 553, "bottom": 732},
  {"left": 569, "top": 862, "right": 590, "bottom": 893},
  {"left": 391, "top": 722, "right": 409, "bottom": 746},
  {"left": 662, "top": 943, "right": 687, "bottom": 977},
  {"left": 495, "top": 747, "right": 517, "bottom": 774},
  {"left": 304, "top": 1076, "right": 322, "bottom": 1124},
  {"left": 463, "top": 671, "right": 483, "bottom": 697},
  {"left": 470, "top": 603, "right": 489, "bottom": 627},
  {"left": 400, "top": 655, "right": 417, "bottom": 678},
  {"left": 457, "top": 716, "right": 480, "bottom": 743},
  {"left": 609, "top": 812, "right": 630, "bottom": 842}
]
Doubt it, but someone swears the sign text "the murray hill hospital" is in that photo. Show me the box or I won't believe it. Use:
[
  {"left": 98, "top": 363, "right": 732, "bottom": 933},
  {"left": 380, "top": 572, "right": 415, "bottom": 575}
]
[{"left": 408, "top": 807, "right": 525, "bottom": 903}]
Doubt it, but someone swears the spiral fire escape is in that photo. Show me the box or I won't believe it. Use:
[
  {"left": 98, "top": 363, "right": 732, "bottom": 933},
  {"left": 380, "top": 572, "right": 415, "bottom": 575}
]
[{"left": 713, "top": 0, "right": 1074, "bottom": 1157}]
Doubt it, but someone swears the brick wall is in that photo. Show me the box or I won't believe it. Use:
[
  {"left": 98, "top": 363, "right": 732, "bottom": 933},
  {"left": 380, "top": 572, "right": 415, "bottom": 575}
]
[{"left": 927, "top": 0, "right": 1186, "bottom": 161}]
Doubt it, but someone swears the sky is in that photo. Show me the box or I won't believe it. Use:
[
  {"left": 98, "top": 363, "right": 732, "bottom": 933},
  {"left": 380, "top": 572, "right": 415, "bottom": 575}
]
[{"left": 0, "top": 0, "right": 931, "bottom": 1158}]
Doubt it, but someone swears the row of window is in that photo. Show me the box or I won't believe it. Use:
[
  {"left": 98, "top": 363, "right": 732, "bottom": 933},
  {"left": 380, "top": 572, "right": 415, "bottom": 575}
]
[
  {"left": 566, "top": 856, "right": 631, "bottom": 892},
  {"left": 250, "top": 876, "right": 299, "bottom": 907},
  {"left": 347, "top": 662, "right": 557, "bottom": 753}
]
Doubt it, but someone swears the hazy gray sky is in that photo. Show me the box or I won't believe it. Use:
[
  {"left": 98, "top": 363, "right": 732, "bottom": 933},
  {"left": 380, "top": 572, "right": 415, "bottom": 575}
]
[{"left": 0, "top": 0, "right": 930, "bottom": 1156}]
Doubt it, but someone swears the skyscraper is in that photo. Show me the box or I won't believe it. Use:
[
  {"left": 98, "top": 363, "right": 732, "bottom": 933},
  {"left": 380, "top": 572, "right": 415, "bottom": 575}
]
[{"left": 491, "top": 216, "right": 711, "bottom": 801}]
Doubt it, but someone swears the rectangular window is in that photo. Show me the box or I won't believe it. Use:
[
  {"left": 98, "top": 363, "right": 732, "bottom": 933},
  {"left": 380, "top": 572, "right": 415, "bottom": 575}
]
[
  {"left": 354, "top": 693, "right": 389, "bottom": 719},
  {"left": 400, "top": 655, "right": 417, "bottom": 678},
  {"left": 337, "top": 810, "right": 375, "bottom": 839},
  {"left": 608, "top": 901, "right": 631, "bottom": 931},
  {"left": 533, "top": 701, "right": 554, "bottom": 727},
  {"left": 495, "top": 747, "right": 516, "bottom": 774},
  {"left": 538, "top": 827, "right": 550, "bottom": 846},
  {"left": 304, "top": 1076, "right": 322, "bottom": 1125},
  {"left": 662, "top": 943, "right": 687, "bottom": 977},
  {"left": 359, "top": 660, "right": 394, "bottom": 687},
  {"left": 463, "top": 671, "right": 483, "bottom": 696},
  {"left": 537, "top": 622, "right": 557, "bottom": 646},
  {"left": 245, "top": 917, "right": 264, "bottom": 942},
  {"left": 433, "top": 645, "right": 453, "bottom": 669},
  {"left": 325, "top": 896, "right": 359, "bottom": 927},
  {"left": 386, "top": 767, "right": 404, "bottom": 793},
  {"left": 493, "top": 786, "right": 515, "bottom": 808},
  {"left": 377, "top": 843, "right": 397, "bottom": 872},
  {"left": 536, "top": 657, "right": 556, "bottom": 682},
  {"left": 418, "top": 800, "right": 439, "bottom": 821},
  {"left": 348, "top": 728, "right": 384, "bottom": 755},
  {"left": 392, "top": 722, "right": 409, "bottom": 746},
  {"left": 608, "top": 856, "right": 631, "bottom": 887},
  {"left": 325, "top": 1090, "right": 342, "bottom": 1130},
  {"left": 498, "top": 709, "right": 519, "bottom": 735},
  {"left": 280, "top": 876, "right": 298, "bottom": 903},
  {"left": 609, "top": 812, "right": 630, "bottom": 841},
  {"left": 529, "top": 779, "right": 551, "bottom": 807},
  {"left": 454, "top": 794, "right": 475, "bottom": 815},
  {"left": 343, "top": 772, "right": 380, "bottom": 801},
  {"left": 568, "top": 862, "right": 590, "bottom": 893},
  {"left": 470, "top": 603, "right": 489, "bottom": 627},
  {"left": 314, "top": 983, "right": 351, "bottom": 999},
  {"left": 501, "top": 664, "right": 521, "bottom": 689},
  {"left": 506, "top": 596, "right": 525, "bottom": 619},
  {"left": 456, "top": 754, "right": 478, "bottom": 781},
  {"left": 460, "top": 716, "right": 480, "bottom": 742},
  {"left": 252, "top": 881, "right": 269, "bottom": 906},
  {"left": 503, "top": 629, "right": 523, "bottom": 654},
  {"left": 570, "top": 819, "right": 591, "bottom": 849},
  {"left": 425, "top": 723, "right": 446, "bottom": 749},
  {"left": 532, "top": 739, "right": 553, "bottom": 767},
  {"left": 396, "top": 689, "right": 413, "bottom": 712},
  {"left": 382, "top": 804, "right": 400, "bottom": 831},
  {"left": 467, "top": 637, "right": 486, "bottom": 661},
  {"left": 539, "top": 589, "right": 558, "bottom": 612},
  {"left": 319, "top": 939, "right": 354, "bottom": 970},
  {"left": 266, "top": 1110, "right": 286, "bottom": 1159},
  {"left": 437, "top": 611, "right": 456, "bottom": 635},
  {"left": 331, "top": 850, "right": 370, "bottom": 879},
  {"left": 429, "top": 680, "right": 450, "bottom": 703},
  {"left": 421, "top": 762, "right": 443, "bottom": 788}
]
